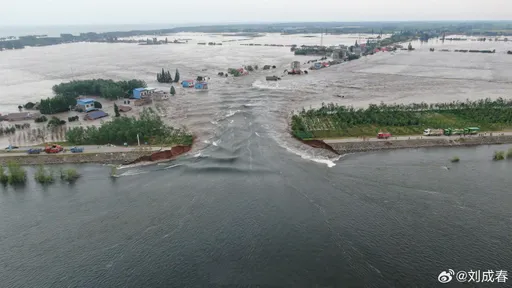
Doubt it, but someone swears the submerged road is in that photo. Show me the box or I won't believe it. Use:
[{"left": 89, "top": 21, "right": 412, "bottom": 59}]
[{"left": 322, "top": 131, "right": 512, "bottom": 143}]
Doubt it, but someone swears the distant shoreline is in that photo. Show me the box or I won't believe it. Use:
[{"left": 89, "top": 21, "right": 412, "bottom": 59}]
[{"left": 3, "top": 20, "right": 512, "bottom": 51}]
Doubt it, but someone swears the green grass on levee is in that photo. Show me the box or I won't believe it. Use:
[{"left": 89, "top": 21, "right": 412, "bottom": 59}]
[{"left": 300, "top": 113, "right": 512, "bottom": 139}]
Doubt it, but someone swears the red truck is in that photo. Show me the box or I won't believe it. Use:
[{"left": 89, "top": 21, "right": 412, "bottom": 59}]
[{"left": 377, "top": 132, "right": 392, "bottom": 139}]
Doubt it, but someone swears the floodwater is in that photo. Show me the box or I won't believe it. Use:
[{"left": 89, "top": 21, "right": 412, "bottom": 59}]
[{"left": 1, "top": 33, "right": 512, "bottom": 287}]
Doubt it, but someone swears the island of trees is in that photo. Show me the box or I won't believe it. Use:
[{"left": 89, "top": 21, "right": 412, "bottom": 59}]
[
  {"left": 291, "top": 98, "right": 512, "bottom": 139},
  {"left": 157, "top": 68, "right": 180, "bottom": 83},
  {"left": 65, "top": 108, "right": 193, "bottom": 146},
  {"left": 39, "top": 79, "right": 146, "bottom": 114}
]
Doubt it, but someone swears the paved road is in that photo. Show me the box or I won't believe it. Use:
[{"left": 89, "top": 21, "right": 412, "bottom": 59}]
[
  {"left": 323, "top": 131, "right": 512, "bottom": 144},
  {"left": 0, "top": 145, "right": 162, "bottom": 157}
]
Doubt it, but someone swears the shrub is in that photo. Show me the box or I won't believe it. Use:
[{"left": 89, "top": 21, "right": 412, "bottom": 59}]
[
  {"left": 94, "top": 101, "right": 102, "bottom": 109},
  {"left": 451, "top": 156, "right": 460, "bottom": 163},
  {"left": 60, "top": 168, "right": 80, "bottom": 182},
  {"left": 34, "top": 165, "right": 54, "bottom": 184},
  {"left": 35, "top": 115, "right": 48, "bottom": 123},
  {"left": 6, "top": 161, "right": 26, "bottom": 185},
  {"left": 24, "top": 102, "right": 36, "bottom": 109},
  {"left": 48, "top": 116, "right": 65, "bottom": 128},
  {"left": 493, "top": 151, "right": 505, "bottom": 161},
  {"left": 507, "top": 148, "right": 512, "bottom": 159}
]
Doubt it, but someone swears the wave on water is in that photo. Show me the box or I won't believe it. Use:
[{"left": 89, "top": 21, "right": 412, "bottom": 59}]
[
  {"left": 163, "top": 164, "right": 183, "bottom": 170},
  {"left": 269, "top": 131, "right": 342, "bottom": 168},
  {"left": 251, "top": 80, "right": 290, "bottom": 90},
  {"left": 284, "top": 144, "right": 342, "bottom": 168},
  {"left": 224, "top": 110, "right": 241, "bottom": 118},
  {"left": 118, "top": 169, "right": 151, "bottom": 177}
]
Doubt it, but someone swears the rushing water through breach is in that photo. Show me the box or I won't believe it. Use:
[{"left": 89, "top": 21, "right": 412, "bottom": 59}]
[{"left": 1, "top": 33, "right": 512, "bottom": 287}]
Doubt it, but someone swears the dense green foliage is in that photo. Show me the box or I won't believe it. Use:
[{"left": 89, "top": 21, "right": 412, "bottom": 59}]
[
  {"left": 35, "top": 165, "right": 54, "bottom": 184},
  {"left": 47, "top": 116, "right": 66, "bottom": 128},
  {"left": 65, "top": 108, "right": 193, "bottom": 146},
  {"left": 60, "top": 168, "right": 80, "bottom": 183},
  {"left": 52, "top": 79, "right": 146, "bottom": 99},
  {"left": 157, "top": 68, "right": 173, "bottom": 83},
  {"left": 494, "top": 151, "right": 505, "bottom": 161},
  {"left": 6, "top": 162, "right": 27, "bottom": 185},
  {"left": 291, "top": 98, "right": 512, "bottom": 138},
  {"left": 170, "top": 86, "right": 176, "bottom": 96},
  {"left": 35, "top": 115, "right": 48, "bottom": 123},
  {"left": 40, "top": 79, "right": 146, "bottom": 114},
  {"left": 40, "top": 95, "right": 77, "bottom": 114}
]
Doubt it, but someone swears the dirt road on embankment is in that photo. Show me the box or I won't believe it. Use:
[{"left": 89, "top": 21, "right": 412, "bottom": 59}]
[{"left": 315, "top": 132, "right": 512, "bottom": 154}]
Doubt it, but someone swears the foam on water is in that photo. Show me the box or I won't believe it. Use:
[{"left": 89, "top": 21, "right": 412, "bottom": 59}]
[{"left": 251, "top": 80, "right": 290, "bottom": 90}]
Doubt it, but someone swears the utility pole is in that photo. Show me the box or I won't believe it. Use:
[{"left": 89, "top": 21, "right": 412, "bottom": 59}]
[
  {"left": 137, "top": 134, "right": 140, "bottom": 146},
  {"left": 320, "top": 29, "right": 324, "bottom": 47}
]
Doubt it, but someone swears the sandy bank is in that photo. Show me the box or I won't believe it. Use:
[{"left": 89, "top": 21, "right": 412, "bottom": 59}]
[{"left": 304, "top": 135, "right": 512, "bottom": 154}]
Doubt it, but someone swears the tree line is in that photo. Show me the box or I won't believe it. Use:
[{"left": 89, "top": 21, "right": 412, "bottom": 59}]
[
  {"left": 39, "top": 79, "right": 147, "bottom": 114},
  {"left": 65, "top": 108, "right": 193, "bottom": 146},
  {"left": 157, "top": 68, "right": 180, "bottom": 83},
  {"left": 291, "top": 98, "right": 512, "bottom": 134}
]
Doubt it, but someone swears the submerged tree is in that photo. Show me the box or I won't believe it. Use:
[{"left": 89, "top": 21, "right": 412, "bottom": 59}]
[
  {"left": 170, "top": 86, "right": 176, "bottom": 96},
  {"left": 114, "top": 103, "right": 120, "bottom": 117},
  {"left": 157, "top": 68, "right": 173, "bottom": 83},
  {"left": 174, "top": 69, "right": 180, "bottom": 83}
]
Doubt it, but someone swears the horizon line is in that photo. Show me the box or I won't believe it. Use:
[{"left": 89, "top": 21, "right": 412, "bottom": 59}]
[{"left": 3, "top": 19, "right": 512, "bottom": 27}]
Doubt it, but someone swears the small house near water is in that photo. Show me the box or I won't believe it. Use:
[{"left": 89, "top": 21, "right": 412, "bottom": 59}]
[
  {"left": 181, "top": 80, "right": 195, "bottom": 88},
  {"left": 76, "top": 98, "right": 96, "bottom": 112},
  {"left": 132, "top": 88, "right": 156, "bottom": 99},
  {"left": 194, "top": 81, "right": 208, "bottom": 90}
]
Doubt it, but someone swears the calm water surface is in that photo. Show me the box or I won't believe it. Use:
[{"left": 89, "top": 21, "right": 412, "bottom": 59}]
[{"left": 1, "top": 34, "right": 512, "bottom": 287}]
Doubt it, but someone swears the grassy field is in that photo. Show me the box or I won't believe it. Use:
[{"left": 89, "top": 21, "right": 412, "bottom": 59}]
[{"left": 301, "top": 112, "right": 512, "bottom": 139}]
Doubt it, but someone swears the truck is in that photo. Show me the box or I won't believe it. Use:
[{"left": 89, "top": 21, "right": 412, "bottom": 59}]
[
  {"left": 377, "top": 132, "right": 392, "bottom": 139},
  {"left": 444, "top": 128, "right": 464, "bottom": 136},
  {"left": 464, "top": 127, "right": 480, "bottom": 135},
  {"left": 423, "top": 128, "right": 444, "bottom": 136}
]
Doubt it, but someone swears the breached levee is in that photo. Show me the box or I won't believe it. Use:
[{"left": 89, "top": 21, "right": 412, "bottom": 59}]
[
  {"left": 300, "top": 135, "right": 512, "bottom": 154},
  {"left": 126, "top": 145, "right": 192, "bottom": 165},
  {"left": 0, "top": 145, "right": 193, "bottom": 165}
]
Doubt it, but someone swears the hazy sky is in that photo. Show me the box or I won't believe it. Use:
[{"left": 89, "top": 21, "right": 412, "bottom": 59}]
[{"left": 2, "top": 0, "right": 510, "bottom": 26}]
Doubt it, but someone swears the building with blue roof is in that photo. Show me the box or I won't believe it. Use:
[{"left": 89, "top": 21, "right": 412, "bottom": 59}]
[
  {"left": 76, "top": 98, "right": 96, "bottom": 112},
  {"left": 132, "top": 88, "right": 156, "bottom": 99}
]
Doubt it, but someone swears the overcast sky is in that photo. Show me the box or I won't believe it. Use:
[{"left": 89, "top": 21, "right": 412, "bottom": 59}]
[{"left": 1, "top": 0, "right": 510, "bottom": 26}]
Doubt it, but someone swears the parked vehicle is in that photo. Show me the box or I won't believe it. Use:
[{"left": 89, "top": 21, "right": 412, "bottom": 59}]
[
  {"left": 377, "top": 132, "right": 392, "bottom": 139},
  {"left": 27, "top": 148, "right": 42, "bottom": 154},
  {"left": 444, "top": 128, "right": 464, "bottom": 136},
  {"left": 45, "top": 144, "right": 63, "bottom": 154},
  {"left": 464, "top": 127, "right": 480, "bottom": 135},
  {"left": 70, "top": 147, "right": 84, "bottom": 153},
  {"left": 423, "top": 128, "right": 444, "bottom": 136}
]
